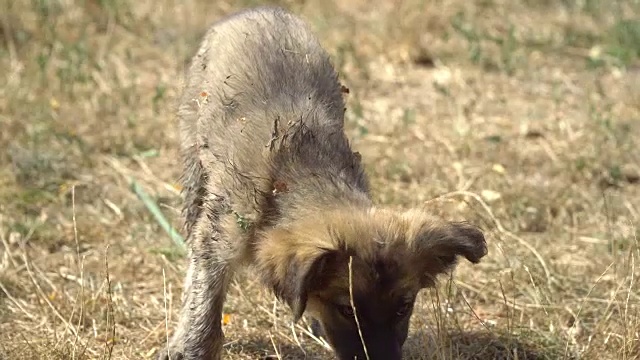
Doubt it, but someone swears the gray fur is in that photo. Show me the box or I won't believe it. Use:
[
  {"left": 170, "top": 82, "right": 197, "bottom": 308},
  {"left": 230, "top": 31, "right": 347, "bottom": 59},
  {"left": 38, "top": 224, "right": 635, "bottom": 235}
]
[{"left": 159, "top": 6, "right": 370, "bottom": 360}]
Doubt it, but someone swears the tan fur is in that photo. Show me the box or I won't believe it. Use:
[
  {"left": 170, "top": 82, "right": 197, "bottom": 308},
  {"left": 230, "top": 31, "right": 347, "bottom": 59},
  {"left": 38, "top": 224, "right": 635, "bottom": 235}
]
[{"left": 158, "top": 6, "right": 487, "bottom": 360}]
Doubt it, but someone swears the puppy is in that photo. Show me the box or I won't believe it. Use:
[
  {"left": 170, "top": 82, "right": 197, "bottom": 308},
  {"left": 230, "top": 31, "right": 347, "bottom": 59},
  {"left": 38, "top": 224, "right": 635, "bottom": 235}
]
[{"left": 158, "top": 6, "right": 487, "bottom": 360}]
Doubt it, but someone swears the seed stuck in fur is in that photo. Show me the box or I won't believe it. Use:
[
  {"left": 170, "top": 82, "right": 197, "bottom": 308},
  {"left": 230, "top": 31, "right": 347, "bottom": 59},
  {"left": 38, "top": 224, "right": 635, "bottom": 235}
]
[{"left": 272, "top": 180, "right": 289, "bottom": 195}]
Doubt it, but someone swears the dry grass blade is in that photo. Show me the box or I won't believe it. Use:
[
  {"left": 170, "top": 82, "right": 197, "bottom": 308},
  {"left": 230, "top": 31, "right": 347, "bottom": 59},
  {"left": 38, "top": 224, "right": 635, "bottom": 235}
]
[
  {"left": 268, "top": 331, "right": 282, "bottom": 360},
  {"left": 19, "top": 240, "right": 79, "bottom": 339},
  {"left": 0, "top": 281, "right": 35, "bottom": 320},
  {"left": 349, "top": 256, "right": 370, "bottom": 360},
  {"left": 162, "top": 267, "right": 171, "bottom": 360},
  {"left": 70, "top": 185, "right": 88, "bottom": 359},
  {"left": 102, "top": 246, "right": 115, "bottom": 359}
]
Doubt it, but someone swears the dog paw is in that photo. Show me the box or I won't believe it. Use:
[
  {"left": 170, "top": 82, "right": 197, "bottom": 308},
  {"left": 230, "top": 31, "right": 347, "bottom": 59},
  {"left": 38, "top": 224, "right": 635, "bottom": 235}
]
[{"left": 156, "top": 346, "right": 184, "bottom": 360}]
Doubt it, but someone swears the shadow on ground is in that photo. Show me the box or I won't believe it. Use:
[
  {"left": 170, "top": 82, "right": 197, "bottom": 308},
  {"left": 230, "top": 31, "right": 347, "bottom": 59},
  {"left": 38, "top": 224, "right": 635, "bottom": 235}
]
[
  {"left": 404, "top": 329, "right": 572, "bottom": 360},
  {"left": 221, "top": 329, "right": 570, "bottom": 360},
  {"left": 223, "top": 337, "right": 328, "bottom": 360}
]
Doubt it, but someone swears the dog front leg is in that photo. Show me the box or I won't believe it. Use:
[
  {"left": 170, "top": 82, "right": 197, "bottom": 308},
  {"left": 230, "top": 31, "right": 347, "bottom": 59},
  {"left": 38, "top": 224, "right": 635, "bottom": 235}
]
[
  {"left": 160, "top": 222, "right": 234, "bottom": 360},
  {"left": 187, "top": 255, "right": 231, "bottom": 359},
  {"left": 161, "top": 255, "right": 232, "bottom": 360}
]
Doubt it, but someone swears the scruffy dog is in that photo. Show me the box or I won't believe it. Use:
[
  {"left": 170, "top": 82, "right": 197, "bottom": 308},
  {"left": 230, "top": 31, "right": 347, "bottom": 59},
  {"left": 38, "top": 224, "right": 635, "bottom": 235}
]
[{"left": 159, "top": 6, "right": 487, "bottom": 360}]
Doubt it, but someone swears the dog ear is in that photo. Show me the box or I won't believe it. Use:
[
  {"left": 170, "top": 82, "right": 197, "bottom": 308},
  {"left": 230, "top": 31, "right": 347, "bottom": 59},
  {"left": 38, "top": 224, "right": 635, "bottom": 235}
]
[
  {"left": 409, "top": 219, "right": 487, "bottom": 288},
  {"left": 256, "top": 228, "right": 339, "bottom": 322},
  {"left": 283, "top": 249, "right": 337, "bottom": 321}
]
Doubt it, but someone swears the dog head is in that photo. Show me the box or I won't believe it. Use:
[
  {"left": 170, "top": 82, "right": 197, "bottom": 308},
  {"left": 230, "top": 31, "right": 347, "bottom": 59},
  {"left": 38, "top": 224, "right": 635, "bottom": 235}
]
[{"left": 257, "top": 208, "right": 487, "bottom": 360}]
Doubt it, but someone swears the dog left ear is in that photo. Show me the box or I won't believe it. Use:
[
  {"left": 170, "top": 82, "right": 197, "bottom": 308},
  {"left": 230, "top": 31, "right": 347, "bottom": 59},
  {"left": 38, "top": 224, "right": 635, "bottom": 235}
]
[
  {"left": 257, "top": 227, "right": 343, "bottom": 323},
  {"left": 410, "top": 219, "right": 487, "bottom": 288},
  {"left": 284, "top": 249, "right": 336, "bottom": 321}
]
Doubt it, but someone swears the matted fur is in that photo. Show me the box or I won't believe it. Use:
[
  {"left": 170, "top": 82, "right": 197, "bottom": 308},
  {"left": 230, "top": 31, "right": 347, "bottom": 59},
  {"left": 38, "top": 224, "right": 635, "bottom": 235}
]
[{"left": 158, "top": 6, "right": 487, "bottom": 360}]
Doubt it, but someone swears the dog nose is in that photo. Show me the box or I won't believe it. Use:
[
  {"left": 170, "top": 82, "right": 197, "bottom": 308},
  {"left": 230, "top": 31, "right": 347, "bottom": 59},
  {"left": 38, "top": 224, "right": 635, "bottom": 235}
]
[{"left": 348, "top": 342, "right": 402, "bottom": 360}]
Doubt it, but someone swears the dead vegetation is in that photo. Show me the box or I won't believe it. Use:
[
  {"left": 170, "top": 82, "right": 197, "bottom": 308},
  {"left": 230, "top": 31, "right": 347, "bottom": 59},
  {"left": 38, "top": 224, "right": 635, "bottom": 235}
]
[{"left": 1, "top": 0, "right": 639, "bottom": 359}]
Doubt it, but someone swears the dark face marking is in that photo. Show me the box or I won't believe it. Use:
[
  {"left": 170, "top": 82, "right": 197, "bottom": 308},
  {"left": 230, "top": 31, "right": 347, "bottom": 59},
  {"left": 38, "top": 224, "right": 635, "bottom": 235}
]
[
  {"left": 310, "top": 257, "right": 419, "bottom": 360},
  {"left": 320, "top": 297, "right": 415, "bottom": 360}
]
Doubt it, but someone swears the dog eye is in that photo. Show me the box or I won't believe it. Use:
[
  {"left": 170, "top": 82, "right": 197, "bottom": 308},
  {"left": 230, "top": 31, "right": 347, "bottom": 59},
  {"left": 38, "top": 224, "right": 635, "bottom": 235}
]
[
  {"left": 396, "top": 302, "right": 412, "bottom": 317},
  {"left": 337, "top": 304, "right": 355, "bottom": 318}
]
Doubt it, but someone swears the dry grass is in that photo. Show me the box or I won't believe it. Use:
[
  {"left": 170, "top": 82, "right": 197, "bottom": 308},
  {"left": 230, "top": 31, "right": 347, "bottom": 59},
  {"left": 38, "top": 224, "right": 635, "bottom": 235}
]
[{"left": 1, "top": 0, "right": 640, "bottom": 359}]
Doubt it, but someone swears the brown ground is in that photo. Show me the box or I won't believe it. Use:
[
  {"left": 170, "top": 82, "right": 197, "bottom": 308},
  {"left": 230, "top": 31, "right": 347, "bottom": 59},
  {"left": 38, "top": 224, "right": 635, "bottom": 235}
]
[{"left": 1, "top": 0, "right": 639, "bottom": 359}]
